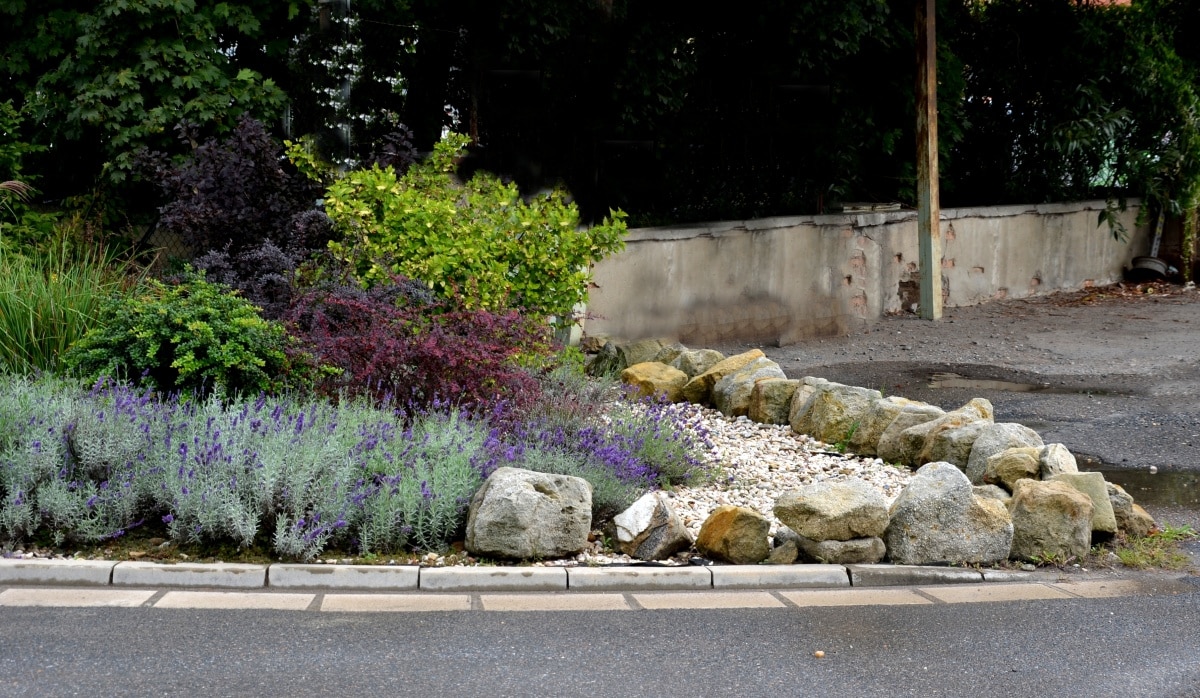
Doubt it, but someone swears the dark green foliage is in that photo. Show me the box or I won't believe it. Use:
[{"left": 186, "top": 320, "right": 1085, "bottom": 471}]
[{"left": 64, "top": 271, "right": 297, "bottom": 396}]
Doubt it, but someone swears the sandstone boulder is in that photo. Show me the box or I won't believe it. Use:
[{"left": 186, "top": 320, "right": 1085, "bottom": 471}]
[
  {"left": 651, "top": 343, "right": 689, "bottom": 366},
  {"left": 465, "top": 467, "right": 592, "bottom": 560},
  {"left": 747, "top": 379, "right": 800, "bottom": 425},
  {"left": 888, "top": 398, "right": 993, "bottom": 467},
  {"left": 849, "top": 396, "right": 941, "bottom": 457},
  {"left": 620, "top": 362, "right": 689, "bottom": 403},
  {"left": 793, "top": 534, "right": 886, "bottom": 564},
  {"left": 965, "top": 423, "right": 1044, "bottom": 484},
  {"left": 682, "top": 350, "right": 766, "bottom": 405},
  {"left": 774, "top": 480, "right": 890, "bottom": 542},
  {"left": 1107, "top": 482, "right": 1158, "bottom": 538},
  {"left": 765, "top": 539, "right": 800, "bottom": 565},
  {"left": 1038, "top": 443, "right": 1079, "bottom": 478},
  {"left": 789, "top": 380, "right": 883, "bottom": 446},
  {"left": 973, "top": 484, "right": 1012, "bottom": 505},
  {"left": 983, "top": 447, "right": 1041, "bottom": 492},
  {"left": 917, "top": 419, "right": 992, "bottom": 470},
  {"left": 612, "top": 492, "right": 693, "bottom": 560},
  {"left": 713, "top": 357, "right": 787, "bottom": 417},
  {"left": 874, "top": 403, "right": 947, "bottom": 464},
  {"left": 884, "top": 461, "right": 1013, "bottom": 565},
  {"left": 1008, "top": 479, "right": 1094, "bottom": 562},
  {"left": 787, "top": 377, "right": 833, "bottom": 433},
  {"left": 671, "top": 349, "right": 726, "bottom": 378},
  {"left": 1049, "top": 472, "right": 1117, "bottom": 535},
  {"left": 695, "top": 505, "right": 771, "bottom": 564}
]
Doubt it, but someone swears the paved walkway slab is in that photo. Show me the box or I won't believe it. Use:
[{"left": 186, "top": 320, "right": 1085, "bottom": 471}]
[
  {"left": 480, "top": 593, "right": 631, "bottom": 612},
  {"left": 919, "top": 583, "right": 1074, "bottom": 604},
  {"left": 154, "top": 591, "right": 313, "bottom": 610},
  {"left": 632, "top": 591, "right": 785, "bottom": 610},
  {"left": 779, "top": 588, "right": 934, "bottom": 607},
  {"left": 0, "top": 587, "right": 154, "bottom": 607},
  {"left": 320, "top": 594, "right": 472, "bottom": 613}
]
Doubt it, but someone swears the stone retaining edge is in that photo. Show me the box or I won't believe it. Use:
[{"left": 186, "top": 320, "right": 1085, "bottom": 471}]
[{"left": 0, "top": 559, "right": 1042, "bottom": 591}]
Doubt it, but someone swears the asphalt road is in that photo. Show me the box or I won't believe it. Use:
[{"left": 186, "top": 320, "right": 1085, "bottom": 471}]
[{"left": 2, "top": 590, "right": 1199, "bottom": 697}]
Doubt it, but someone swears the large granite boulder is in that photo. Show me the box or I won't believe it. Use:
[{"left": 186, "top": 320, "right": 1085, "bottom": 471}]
[
  {"left": 1008, "top": 479, "right": 1094, "bottom": 561},
  {"left": 1049, "top": 472, "right": 1117, "bottom": 535},
  {"left": 850, "top": 396, "right": 941, "bottom": 457},
  {"left": 888, "top": 398, "right": 993, "bottom": 467},
  {"left": 712, "top": 357, "right": 787, "bottom": 417},
  {"left": 983, "top": 447, "right": 1042, "bottom": 492},
  {"left": 671, "top": 349, "right": 726, "bottom": 378},
  {"left": 884, "top": 461, "right": 1013, "bottom": 565},
  {"left": 620, "top": 362, "right": 689, "bottom": 403},
  {"left": 695, "top": 505, "right": 771, "bottom": 564},
  {"left": 465, "top": 467, "right": 592, "bottom": 560},
  {"left": 774, "top": 480, "right": 890, "bottom": 542},
  {"left": 682, "top": 349, "right": 765, "bottom": 405},
  {"left": 965, "top": 423, "right": 1044, "bottom": 484},
  {"left": 789, "top": 380, "right": 883, "bottom": 446},
  {"left": 612, "top": 492, "right": 693, "bottom": 560},
  {"left": 1107, "top": 482, "right": 1158, "bottom": 538},
  {"left": 747, "top": 379, "right": 800, "bottom": 425}
]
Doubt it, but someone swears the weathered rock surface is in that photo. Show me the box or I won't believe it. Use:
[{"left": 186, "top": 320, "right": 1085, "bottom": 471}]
[
  {"left": 671, "top": 349, "right": 726, "bottom": 378},
  {"left": 889, "top": 399, "right": 994, "bottom": 467},
  {"left": 619, "top": 362, "right": 689, "bottom": 403},
  {"left": 794, "top": 534, "right": 886, "bottom": 564},
  {"left": 765, "top": 539, "right": 799, "bottom": 565},
  {"left": 651, "top": 343, "right": 688, "bottom": 366},
  {"left": 884, "top": 461, "right": 1013, "bottom": 565},
  {"left": 1009, "top": 479, "right": 1094, "bottom": 561},
  {"left": 787, "top": 377, "right": 833, "bottom": 433},
  {"left": 983, "top": 447, "right": 1041, "bottom": 492},
  {"left": 619, "top": 339, "right": 668, "bottom": 370},
  {"left": 874, "top": 403, "right": 946, "bottom": 464},
  {"left": 747, "top": 379, "right": 800, "bottom": 425},
  {"left": 1049, "top": 472, "right": 1117, "bottom": 535},
  {"left": 695, "top": 505, "right": 771, "bottom": 564},
  {"left": 712, "top": 357, "right": 787, "bottom": 417},
  {"left": 612, "top": 492, "right": 693, "bottom": 560},
  {"left": 917, "top": 419, "right": 992, "bottom": 470},
  {"left": 850, "top": 396, "right": 939, "bottom": 457},
  {"left": 973, "top": 484, "right": 1012, "bottom": 505},
  {"left": 790, "top": 380, "right": 882, "bottom": 445},
  {"left": 465, "top": 467, "right": 592, "bottom": 560},
  {"left": 682, "top": 349, "right": 765, "bottom": 405},
  {"left": 1038, "top": 443, "right": 1079, "bottom": 478},
  {"left": 774, "top": 480, "right": 890, "bottom": 542},
  {"left": 965, "top": 423, "right": 1044, "bottom": 484},
  {"left": 1107, "top": 482, "right": 1158, "bottom": 538}
]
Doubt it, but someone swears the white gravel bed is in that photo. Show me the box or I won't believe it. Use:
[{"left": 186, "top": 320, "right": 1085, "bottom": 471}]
[{"left": 664, "top": 403, "right": 912, "bottom": 540}]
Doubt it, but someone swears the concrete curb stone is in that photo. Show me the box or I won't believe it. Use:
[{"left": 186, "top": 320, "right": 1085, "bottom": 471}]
[
  {"left": 268, "top": 564, "right": 420, "bottom": 590},
  {"left": 846, "top": 564, "right": 984, "bottom": 586},
  {"left": 419, "top": 566, "right": 567, "bottom": 592},
  {"left": 0, "top": 559, "right": 115, "bottom": 586},
  {"left": 567, "top": 566, "right": 711, "bottom": 591},
  {"left": 111, "top": 561, "right": 267, "bottom": 588},
  {"left": 710, "top": 564, "right": 849, "bottom": 589}
]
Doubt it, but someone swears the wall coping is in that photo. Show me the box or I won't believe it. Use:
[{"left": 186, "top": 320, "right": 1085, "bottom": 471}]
[{"left": 623, "top": 199, "right": 1140, "bottom": 243}]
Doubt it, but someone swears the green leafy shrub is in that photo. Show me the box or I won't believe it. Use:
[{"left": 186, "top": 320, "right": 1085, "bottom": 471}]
[
  {"left": 64, "top": 271, "right": 296, "bottom": 396},
  {"left": 299, "top": 133, "right": 627, "bottom": 324}
]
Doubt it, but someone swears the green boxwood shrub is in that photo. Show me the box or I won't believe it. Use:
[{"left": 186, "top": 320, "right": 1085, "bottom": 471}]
[{"left": 64, "top": 271, "right": 297, "bottom": 396}]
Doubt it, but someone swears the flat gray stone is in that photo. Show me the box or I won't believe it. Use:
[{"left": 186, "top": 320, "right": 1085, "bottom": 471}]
[
  {"left": 846, "top": 564, "right": 984, "bottom": 587},
  {"left": 981, "top": 570, "right": 1037, "bottom": 583},
  {"left": 269, "top": 564, "right": 419, "bottom": 590},
  {"left": 0, "top": 559, "right": 115, "bottom": 586},
  {"left": 112, "top": 561, "right": 267, "bottom": 588},
  {"left": 419, "top": 566, "right": 566, "bottom": 592},
  {"left": 567, "top": 566, "right": 711, "bottom": 591},
  {"left": 710, "top": 565, "right": 848, "bottom": 589}
]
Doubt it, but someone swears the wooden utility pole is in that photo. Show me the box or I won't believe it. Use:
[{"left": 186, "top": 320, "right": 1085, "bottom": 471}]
[{"left": 915, "top": 0, "right": 943, "bottom": 320}]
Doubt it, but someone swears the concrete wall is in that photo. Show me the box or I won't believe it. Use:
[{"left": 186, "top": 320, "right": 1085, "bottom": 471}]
[{"left": 585, "top": 200, "right": 1148, "bottom": 345}]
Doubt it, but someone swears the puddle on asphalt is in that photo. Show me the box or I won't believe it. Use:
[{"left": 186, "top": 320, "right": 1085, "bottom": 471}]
[
  {"left": 1079, "top": 462, "right": 1200, "bottom": 512},
  {"left": 928, "top": 372, "right": 1051, "bottom": 392}
]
